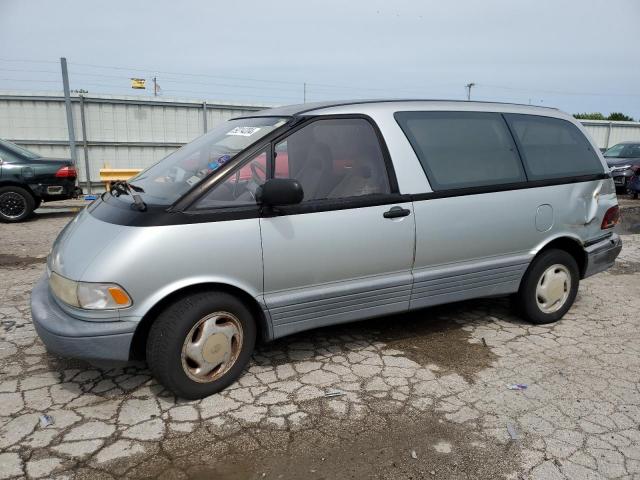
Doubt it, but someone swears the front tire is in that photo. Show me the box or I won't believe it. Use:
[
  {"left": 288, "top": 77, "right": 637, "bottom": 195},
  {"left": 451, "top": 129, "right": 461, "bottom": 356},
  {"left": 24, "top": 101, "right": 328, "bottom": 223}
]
[
  {"left": 146, "top": 291, "right": 256, "bottom": 399},
  {"left": 0, "top": 186, "right": 35, "bottom": 222},
  {"left": 516, "top": 249, "right": 579, "bottom": 325}
]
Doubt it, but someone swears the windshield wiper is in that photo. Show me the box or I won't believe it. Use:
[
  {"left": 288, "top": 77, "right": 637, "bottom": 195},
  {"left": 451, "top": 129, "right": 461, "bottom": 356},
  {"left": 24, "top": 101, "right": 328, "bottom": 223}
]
[{"left": 110, "top": 180, "right": 147, "bottom": 211}]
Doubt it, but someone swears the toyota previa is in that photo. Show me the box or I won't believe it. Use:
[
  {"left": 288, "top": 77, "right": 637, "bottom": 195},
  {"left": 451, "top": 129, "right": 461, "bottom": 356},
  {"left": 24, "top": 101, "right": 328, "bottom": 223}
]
[{"left": 31, "top": 100, "right": 622, "bottom": 399}]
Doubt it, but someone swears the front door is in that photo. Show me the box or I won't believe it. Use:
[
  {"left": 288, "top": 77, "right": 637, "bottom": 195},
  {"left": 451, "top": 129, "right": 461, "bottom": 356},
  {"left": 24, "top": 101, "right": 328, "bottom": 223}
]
[{"left": 260, "top": 117, "right": 415, "bottom": 338}]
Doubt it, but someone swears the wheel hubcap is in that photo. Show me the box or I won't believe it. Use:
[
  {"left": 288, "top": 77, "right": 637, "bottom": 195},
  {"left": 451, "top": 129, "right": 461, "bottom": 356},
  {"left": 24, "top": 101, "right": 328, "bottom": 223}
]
[
  {"left": 0, "top": 192, "right": 27, "bottom": 219},
  {"left": 181, "top": 312, "right": 243, "bottom": 383},
  {"left": 536, "top": 264, "right": 571, "bottom": 314}
]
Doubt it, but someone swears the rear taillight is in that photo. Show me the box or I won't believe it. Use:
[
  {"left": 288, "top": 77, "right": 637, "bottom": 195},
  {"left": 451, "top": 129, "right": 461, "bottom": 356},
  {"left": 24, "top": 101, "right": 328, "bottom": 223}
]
[
  {"left": 601, "top": 206, "right": 620, "bottom": 229},
  {"left": 55, "top": 166, "right": 77, "bottom": 178}
]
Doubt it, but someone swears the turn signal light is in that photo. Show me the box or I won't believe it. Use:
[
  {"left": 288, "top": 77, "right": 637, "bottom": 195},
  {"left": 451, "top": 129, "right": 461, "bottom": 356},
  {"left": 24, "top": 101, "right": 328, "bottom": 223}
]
[
  {"left": 108, "top": 287, "right": 131, "bottom": 305},
  {"left": 55, "top": 166, "right": 77, "bottom": 178},
  {"left": 601, "top": 206, "right": 620, "bottom": 229}
]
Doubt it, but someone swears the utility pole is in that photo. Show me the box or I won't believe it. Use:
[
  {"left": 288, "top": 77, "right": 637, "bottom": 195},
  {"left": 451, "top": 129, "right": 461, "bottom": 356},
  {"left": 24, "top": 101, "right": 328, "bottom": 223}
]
[
  {"left": 153, "top": 76, "right": 158, "bottom": 97},
  {"left": 303, "top": 82, "right": 306, "bottom": 103},
  {"left": 465, "top": 82, "right": 475, "bottom": 101},
  {"left": 60, "top": 57, "right": 78, "bottom": 168}
]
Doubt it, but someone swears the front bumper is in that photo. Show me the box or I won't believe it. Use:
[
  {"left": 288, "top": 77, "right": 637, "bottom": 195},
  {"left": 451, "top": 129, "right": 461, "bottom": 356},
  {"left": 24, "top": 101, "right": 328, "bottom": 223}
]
[
  {"left": 583, "top": 233, "right": 622, "bottom": 278},
  {"left": 30, "top": 273, "right": 137, "bottom": 361},
  {"left": 611, "top": 172, "right": 632, "bottom": 187}
]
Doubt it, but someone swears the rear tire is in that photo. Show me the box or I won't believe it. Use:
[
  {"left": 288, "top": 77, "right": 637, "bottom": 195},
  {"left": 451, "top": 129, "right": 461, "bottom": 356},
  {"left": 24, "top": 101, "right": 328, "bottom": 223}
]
[
  {"left": 146, "top": 290, "right": 256, "bottom": 399},
  {"left": 516, "top": 249, "right": 579, "bottom": 325},
  {"left": 0, "top": 186, "right": 35, "bottom": 223}
]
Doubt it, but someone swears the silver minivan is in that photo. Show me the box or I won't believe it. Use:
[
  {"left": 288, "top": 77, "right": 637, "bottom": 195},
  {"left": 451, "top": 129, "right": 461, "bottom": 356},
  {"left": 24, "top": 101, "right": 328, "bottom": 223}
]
[{"left": 31, "top": 100, "right": 622, "bottom": 399}]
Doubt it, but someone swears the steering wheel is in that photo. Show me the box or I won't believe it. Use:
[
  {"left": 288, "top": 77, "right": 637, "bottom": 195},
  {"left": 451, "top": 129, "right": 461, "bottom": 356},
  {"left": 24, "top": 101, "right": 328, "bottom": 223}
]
[{"left": 250, "top": 161, "right": 266, "bottom": 184}]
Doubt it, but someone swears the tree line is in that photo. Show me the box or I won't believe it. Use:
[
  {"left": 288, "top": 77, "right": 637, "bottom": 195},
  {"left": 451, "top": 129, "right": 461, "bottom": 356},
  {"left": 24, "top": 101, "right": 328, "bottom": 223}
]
[{"left": 574, "top": 112, "right": 635, "bottom": 121}]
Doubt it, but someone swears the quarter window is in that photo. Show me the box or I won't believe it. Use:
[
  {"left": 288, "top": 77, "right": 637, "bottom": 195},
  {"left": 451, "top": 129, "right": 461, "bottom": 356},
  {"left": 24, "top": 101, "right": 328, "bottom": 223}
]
[
  {"left": 273, "top": 118, "right": 391, "bottom": 201},
  {"left": 504, "top": 114, "right": 604, "bottom": 180},
  {"left": 395, "top": 111, "right": 526, "bottom": 191}
]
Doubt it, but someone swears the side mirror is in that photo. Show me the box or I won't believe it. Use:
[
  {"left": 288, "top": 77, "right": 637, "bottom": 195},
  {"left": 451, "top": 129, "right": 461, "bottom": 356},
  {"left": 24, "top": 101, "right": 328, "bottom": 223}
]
[{"left": 257, "top": 178, "right": 304, "bottom": 206}]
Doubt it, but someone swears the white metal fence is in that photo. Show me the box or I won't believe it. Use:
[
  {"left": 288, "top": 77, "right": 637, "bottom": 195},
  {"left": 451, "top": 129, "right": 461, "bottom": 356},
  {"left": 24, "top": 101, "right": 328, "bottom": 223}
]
[{"left": 1, "top": 92, "right": 639, "bottom": 192}]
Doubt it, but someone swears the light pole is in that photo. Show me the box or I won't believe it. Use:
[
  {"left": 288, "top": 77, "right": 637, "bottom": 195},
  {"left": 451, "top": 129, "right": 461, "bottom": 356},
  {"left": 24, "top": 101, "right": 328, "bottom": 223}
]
[{"left": 465, "top": 82, "right": 475, "bottom": 101}]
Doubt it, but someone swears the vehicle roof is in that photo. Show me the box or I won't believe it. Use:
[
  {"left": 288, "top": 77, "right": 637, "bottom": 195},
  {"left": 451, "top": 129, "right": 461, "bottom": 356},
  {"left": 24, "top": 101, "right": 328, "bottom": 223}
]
[{"left": 236, "top": 99, "right": 568, "bottom": 120}]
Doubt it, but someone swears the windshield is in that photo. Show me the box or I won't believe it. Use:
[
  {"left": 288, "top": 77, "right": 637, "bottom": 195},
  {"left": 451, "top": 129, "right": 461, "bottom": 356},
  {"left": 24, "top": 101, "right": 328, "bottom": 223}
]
[
  {"left": 129, "top": 116, "right": 288, "bottom": 205},
  {"left": 604, "top": 143, "right": 640, "bottom": 158},
  {"left": 0, "top": 139, "right": 40, "bottom": 159}
]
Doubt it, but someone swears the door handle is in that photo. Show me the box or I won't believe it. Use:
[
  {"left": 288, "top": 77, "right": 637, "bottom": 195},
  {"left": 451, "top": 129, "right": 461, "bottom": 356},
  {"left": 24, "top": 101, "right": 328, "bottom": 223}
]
[{"left": 383, "top": 206, "right": 411, "bottom": 219}]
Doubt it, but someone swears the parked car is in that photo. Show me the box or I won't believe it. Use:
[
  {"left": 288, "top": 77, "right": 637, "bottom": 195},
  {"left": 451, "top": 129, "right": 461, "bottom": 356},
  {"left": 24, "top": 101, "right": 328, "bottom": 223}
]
[
  {"left": 31, "top": 100, "right": 622, "bottom": 399},
  {"left": 603, "top": 142, "right": 640, "bottom": 192},
  {"left": 0, "top": 139, "right": 81, "bottom": 222}
]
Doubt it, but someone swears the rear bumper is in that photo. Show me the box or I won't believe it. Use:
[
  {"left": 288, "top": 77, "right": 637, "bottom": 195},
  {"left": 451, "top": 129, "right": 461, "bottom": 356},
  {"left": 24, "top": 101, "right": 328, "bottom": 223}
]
[
  {"left": 30, "top": 272, "right": 137, "bottom": 361},
  {"left": 583, "top": 233, "right": 622, "bottom": 278},
  {"left": 31, "top": 182, "right": 82, "bottom": 201}
]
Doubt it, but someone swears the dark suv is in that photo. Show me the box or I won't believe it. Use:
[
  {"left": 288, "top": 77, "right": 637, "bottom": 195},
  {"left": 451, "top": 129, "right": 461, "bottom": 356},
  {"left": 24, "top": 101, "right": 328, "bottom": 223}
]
[
  {"left": 603, "top": 142, "right": 640, "bottom": 192},
  {"left": 0, "top": 139, "right": 81, "bottom": 222}
]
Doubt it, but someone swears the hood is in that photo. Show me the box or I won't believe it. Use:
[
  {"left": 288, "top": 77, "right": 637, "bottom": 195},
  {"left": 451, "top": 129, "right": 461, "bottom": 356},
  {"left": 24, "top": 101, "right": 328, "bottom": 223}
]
[
  {"left": 49, "top": 208, "right": 127, "bottom": 281},
  {"left": 605, "top": 157, "right": 640, "bottom": 167}
]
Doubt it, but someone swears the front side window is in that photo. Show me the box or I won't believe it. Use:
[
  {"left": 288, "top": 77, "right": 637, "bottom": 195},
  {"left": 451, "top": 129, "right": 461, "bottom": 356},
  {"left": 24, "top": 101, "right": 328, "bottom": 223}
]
[
  {"left": 129, "top": 116, "right": 287, "bottom": 205},
  {"left": 196, "top": 150, "right": 267, "bottom": 209},
  {"left": 504, "top": 114, "right": 604, "bottom": 180},
  {"left": 273, "top": 118, "right": 391, "bottom": 201},
  {"left": 395, "top": 111, "right": 526, "bottom": 191}
]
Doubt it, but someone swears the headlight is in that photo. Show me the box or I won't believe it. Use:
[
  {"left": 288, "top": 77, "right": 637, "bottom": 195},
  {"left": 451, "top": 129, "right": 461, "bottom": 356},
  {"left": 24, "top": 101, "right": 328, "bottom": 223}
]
[
  {"left": 49, "top": 272, "right": 132, "bottom": 309},
  {"left": 610, "top": 164, "right": 632, "bottom": 172}
]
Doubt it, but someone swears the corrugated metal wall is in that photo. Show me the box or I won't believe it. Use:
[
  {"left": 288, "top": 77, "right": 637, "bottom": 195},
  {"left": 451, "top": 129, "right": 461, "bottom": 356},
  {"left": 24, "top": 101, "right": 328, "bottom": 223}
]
[
  {"left": 579, "top": 120, "right": 640, "bottom": 150},
  {"left": 1, "top": 92, "right": 640, "bottom": 191},
  {"left": 0, "top": 92, "right": 264, "bottom": 190}
]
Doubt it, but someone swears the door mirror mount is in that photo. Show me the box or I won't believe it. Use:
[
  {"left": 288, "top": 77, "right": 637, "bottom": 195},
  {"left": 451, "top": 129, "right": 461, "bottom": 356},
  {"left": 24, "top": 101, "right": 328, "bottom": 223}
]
[{"left": 257, "top": 178, "right": 304, "bottom": 206}]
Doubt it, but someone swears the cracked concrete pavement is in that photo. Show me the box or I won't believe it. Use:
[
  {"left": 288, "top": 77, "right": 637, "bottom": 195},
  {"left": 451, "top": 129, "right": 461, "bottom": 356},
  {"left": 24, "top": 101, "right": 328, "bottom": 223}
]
[{"left": 0, "top": 202, "right": 639, "bottom": 479}]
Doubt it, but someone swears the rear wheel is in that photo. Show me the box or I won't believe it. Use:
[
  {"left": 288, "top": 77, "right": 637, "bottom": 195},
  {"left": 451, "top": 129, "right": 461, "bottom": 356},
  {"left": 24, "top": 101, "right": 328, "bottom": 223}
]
[
  {"left": 516, "top": 249, "right": 579, "bottom": 324},
  {"left": 146, "top": 291, "right": 256, "bottom": 399},
  {"left": 0, "top": 186, "right": 35, "bottom": 223}
]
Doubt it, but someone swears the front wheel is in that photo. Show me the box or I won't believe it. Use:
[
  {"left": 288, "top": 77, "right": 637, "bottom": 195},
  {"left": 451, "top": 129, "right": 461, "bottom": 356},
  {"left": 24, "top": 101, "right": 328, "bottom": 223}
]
[
  {"left": 0, "top": 186, "right": 35, "bottom": 222},
  {"left": 516, "top": 249, "right": 579, "bottom": 325},
  {"left": 146, "top": 290, "right": 256, "bottom": 399}
]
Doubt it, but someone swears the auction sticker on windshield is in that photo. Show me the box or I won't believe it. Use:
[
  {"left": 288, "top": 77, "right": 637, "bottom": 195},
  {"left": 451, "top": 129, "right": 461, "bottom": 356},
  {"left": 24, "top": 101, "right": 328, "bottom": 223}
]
[{"left": 227, "top": 126, "right": 261, "bottom": 136}]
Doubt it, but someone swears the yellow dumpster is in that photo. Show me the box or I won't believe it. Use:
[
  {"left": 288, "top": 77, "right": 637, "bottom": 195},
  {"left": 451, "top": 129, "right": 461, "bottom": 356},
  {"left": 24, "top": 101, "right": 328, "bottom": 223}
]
[{"left": 99, "top": 168, "right": 143, "bottom": 191}]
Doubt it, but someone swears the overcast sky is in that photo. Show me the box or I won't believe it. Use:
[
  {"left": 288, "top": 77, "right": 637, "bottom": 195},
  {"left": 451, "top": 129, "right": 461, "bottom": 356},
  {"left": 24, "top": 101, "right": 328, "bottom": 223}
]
[{"left": 1, "top": 0, "right": 638, "bottom": 117}]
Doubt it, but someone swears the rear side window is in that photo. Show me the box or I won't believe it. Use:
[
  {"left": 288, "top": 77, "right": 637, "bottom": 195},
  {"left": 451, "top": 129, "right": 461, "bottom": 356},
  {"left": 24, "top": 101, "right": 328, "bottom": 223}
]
[
  {"left": 504, "top": 114, "right": 603, "bottom": 180},
  {"left": 395, "top": 111, "right": 526, "bottom": 191}
]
